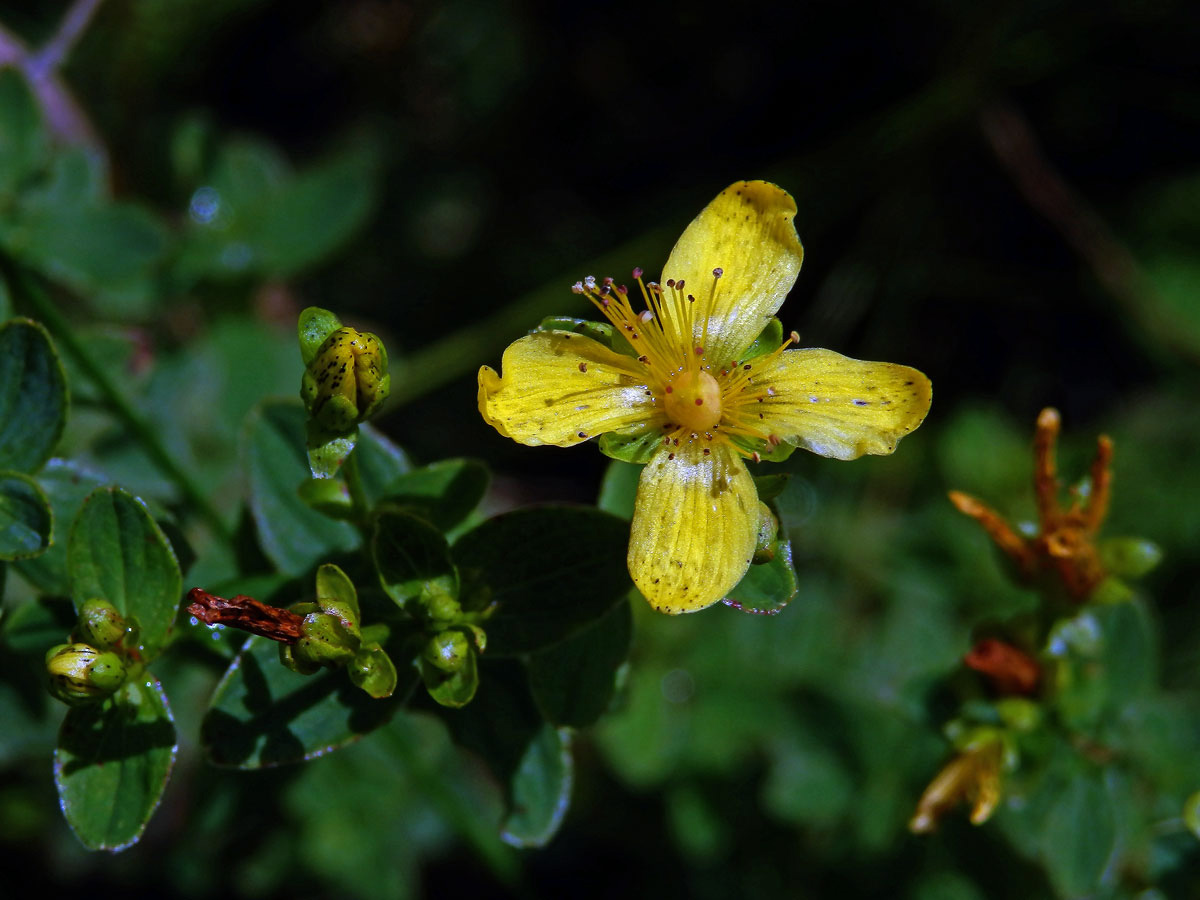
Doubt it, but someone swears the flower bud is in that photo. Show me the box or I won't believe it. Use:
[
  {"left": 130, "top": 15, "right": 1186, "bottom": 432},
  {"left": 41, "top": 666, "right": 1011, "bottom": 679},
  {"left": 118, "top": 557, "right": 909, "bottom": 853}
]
[
  {"left": 45, "top": 642, "right": 127, "bottom": 706},
  {"left": 422, "top": 630, "right": 471, "bottom": 674},
  {"left": 74, "top": 598, "right": 127, "bottom": 650},
  {"left": 301, "top": 327, "right": 391, "bottom": 432},
  {"left": 421, "top": 585, "right": 462, "bottom": 626},
  {"left": 349, "top": 643, "right": 399, "bottom": 699},
  {"left": 291, "top": 611, "right": 361, "bottom": 669}
]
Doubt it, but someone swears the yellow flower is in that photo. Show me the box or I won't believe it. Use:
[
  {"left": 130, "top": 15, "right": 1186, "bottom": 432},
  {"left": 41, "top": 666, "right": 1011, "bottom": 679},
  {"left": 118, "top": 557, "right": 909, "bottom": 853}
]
[{"left": 478, "top": 181, "right": 932, "bottom": 613}]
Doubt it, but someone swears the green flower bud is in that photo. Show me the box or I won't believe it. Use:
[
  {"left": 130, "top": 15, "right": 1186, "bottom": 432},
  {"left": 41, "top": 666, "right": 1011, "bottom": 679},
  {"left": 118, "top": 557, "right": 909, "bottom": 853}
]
[
  {"left": 74, "top": 598, "right": 126, "bottom": 650},
  {"left": 421, "top": 584, "right": 462, "bottom": 626},
  {"left": 301, "top": 327, "right": 391, "bottom": 432},
  {"left": 752, "top": 502, "right": 779, "bottom": 565},
  {"left": 292, "top": 611, "right": 360, "bottom": 669},
  {"left": 423, "top": 630, "right": 471, "bottom": 674},
  {"left": 45, "top": 642, "right": 127, "bottom": 706}
]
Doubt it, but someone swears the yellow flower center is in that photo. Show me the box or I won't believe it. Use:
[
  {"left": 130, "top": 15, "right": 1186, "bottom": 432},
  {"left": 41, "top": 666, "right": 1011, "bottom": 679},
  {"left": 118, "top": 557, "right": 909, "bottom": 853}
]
[
  {"left": 573, "top": 271, "right": 795, "bottom": 460},
  {"left": 664, "top": 370, "right": 722, "bottom": 431}
]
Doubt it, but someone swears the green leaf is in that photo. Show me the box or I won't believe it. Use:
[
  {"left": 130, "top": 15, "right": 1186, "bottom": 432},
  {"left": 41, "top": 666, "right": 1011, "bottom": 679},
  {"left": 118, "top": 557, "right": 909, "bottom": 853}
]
[
  {"left": 434, "top": 660, "right": 571, "bottom": 848},
  {"left": 253, "top": 147, "right": 379, "bottom": 277},
  {"left": 67, "top": 487, "right": 182, "bottom": 660},
  {"left": 0, "top": 472, "right": 52, "bottom": 560},
  {"left": 372, "top": 508, "right": 458, "bottom": 608},
  {"left": 381, "top": 458, "right": 489, "bottom": 531},
  {"left": 1040, "top": 773, "right": 1116, "bottom": 897},
  {"left": 54, "top": 677, "right": 177, "bottom": 851},
  {"left": 0, "top": 318, "right": 68, "bottom": 473},
  {"left": 528, "top": 598, "right": 631, "bottom": 727},
  {"left": 11, "top": 202, "right": 167, "bottom": 317},
  {"left": 15, "top": 459, "right": 109, "bottom": 595},
  {"left": 598, "top": 428, "right": 664, "bottom": 465},
  {"left": 502, "top": 724, "right": 572, "bottom": 848},
  {"left": 597, "top": 458, "right": 641, "bottom": 520},
  {"left": 202, "top": 634, "right": 404, "bottom": 768},
  {"left": 353, "top": 423, "right": 412, "bottom": 507},
  {"left": 452, "top": 507, "right": 631, "bottom": 655},
  {"left": 297, "top": 306, "right": 342, "bottom": 366},
  {"left": 722, "top": 540, "right": 799, "bottom": 615},
  {"left": 0, "top": 70, "right": 45, "bottom": 197},
  {"left": 242, "top": 400, "right": 360, "bottom": 577}
]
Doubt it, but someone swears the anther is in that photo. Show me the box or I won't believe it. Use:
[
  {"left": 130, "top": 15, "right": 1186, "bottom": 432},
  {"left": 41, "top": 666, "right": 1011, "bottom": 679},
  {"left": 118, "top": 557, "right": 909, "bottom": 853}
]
[
  {"left": 768, "top": 434, "right": 781, "bottom": 447},
  {"left": 571, "top": 282, "right": 584, "bottom": 294},
  {"left": 694, "top": 346, "right": 704, "bottom": 355},
  {"left": 578, "top": 362, "right": 587, "bottom": 373},
  {"left": 752, "top": 452, "right": 762, "bottom": 463},
  {"left": 632, "top": 266, "right": 643, "bottom": 279},
  {"left": 703, "top": 448, "right": 711, "bottom": 455},
  {"left": 789, "top": 330, "right": 800, "bottom": 345},
  {"left": 688, "top": 294, "right": 695, "bottom": 302},
  {"left": 584, "top": 275, "right": 596, "bottom": 288},
  {"left": 712, "top": 267, "right": 723, "bottom": 278},
  {"left": 676, "top": 279, "right": 685, "bottom": 290},
  {"left": 602, "top": 276, "right": 613, "bottom": 287},
  {"left": 638, "top": 355, "right": 649, "bottom": 363},
  {"left": 666, "top": 278, "right": 676, "bottom": 288},
  {"left": 577, "top": 431, "right": 588, "bottom": 438},
  {"left": 743, "top": 363, "right": 751, "bottom": 370},
  {"left": 617, "top": 284, "right": 628, "bottom": 294},
  {"left": 639, "top": 310, "right": 653, "bottom": 323},
  {"left": 694, "top": 398, "right": 704, "bottom": 406},
  {"left": 665, "top": 386, "right": 673, "bottom": 393}
]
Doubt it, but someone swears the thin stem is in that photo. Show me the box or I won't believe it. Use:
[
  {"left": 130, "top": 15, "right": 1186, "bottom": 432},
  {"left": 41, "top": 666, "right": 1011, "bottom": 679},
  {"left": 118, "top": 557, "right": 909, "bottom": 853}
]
[
  {"left": 10, "top": 267, "right": 235, "bottom": 544},
  {"left": 342, "top": 444, "right": 370, "bottom": 524}
]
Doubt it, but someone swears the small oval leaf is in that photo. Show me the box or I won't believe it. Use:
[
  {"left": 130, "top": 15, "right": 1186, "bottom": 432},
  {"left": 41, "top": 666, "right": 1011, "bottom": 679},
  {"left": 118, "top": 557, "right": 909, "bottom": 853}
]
[
  {"left": 0, "top": 471, "right": 52, "bottom": 560},
  {"left": 54, "top": 676, "right": 177, "bottom": 851},
  {"left": 0, "top": 318, "right": 68, "bottom": 473},
  {"left": 67, "top": 487, "right": 182, "bottom": 660}
]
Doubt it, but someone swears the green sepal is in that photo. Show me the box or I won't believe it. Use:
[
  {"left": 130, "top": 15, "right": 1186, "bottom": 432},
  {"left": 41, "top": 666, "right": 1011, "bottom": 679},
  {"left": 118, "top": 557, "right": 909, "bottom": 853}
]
[
  {"left": 1098, "top": 536, "right": 1163, "bottom": 579},
  {"left": 298, "top": 306, "right": 342, "bottom": 366},
  {"left": 349, "top": 643, "right": 398, "bottom": 699},
  {"left": 305, "top": 420, "right": 358, "bottom": 480},
  {"left": 598, "top": 428, "right": 664, "bottom": 465},
  {"left": 722, "top": 539, "right": 799, "bottom": 615},
  {"left": 315, "top": 563, "right": 361, "bottom": 620},
  {"left": 742, "top": 316, "right": 784, "bottom": 362},
  {"left": 534, "top": 316, "right": 614, "bottom": 349},
  {"left": 752, "top": 502, "right": 780, "bottom": 564},
  {"left": 734, "top": 434, "right": 798, "bottom": 463}
]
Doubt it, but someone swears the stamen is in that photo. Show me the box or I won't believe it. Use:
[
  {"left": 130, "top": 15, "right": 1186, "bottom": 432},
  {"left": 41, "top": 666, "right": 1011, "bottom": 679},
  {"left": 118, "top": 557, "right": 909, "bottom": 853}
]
[
  {"left": 712, "top": 267, "right": 723, "bottom": 278},
  {"left": 578, "top": 362, "right": 587, "bottom": 373}
]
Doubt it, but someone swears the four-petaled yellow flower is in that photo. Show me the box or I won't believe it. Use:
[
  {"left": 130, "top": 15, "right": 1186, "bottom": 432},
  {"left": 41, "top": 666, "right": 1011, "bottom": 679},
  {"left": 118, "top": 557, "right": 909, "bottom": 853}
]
[{"left": 478, "top": 181, "right": 932, "bottom": 613}]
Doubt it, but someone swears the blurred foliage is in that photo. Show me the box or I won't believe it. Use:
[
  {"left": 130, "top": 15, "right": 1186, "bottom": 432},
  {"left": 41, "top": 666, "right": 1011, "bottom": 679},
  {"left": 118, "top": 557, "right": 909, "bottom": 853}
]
[{"left": 0, "top": 0, "right": 1198, "bottom": 898}]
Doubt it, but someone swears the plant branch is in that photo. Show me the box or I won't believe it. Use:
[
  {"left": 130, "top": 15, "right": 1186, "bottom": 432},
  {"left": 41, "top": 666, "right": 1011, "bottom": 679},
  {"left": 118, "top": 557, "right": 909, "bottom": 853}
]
[{"left": 10, "top": 268, "right": 235, "bottom": 544}]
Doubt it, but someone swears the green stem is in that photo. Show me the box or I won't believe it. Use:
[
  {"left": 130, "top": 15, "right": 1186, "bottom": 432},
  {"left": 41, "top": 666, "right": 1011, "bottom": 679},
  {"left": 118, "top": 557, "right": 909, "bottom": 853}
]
[
  {"left": 343, "top": 444, "right": 370, "bottom": 524},
  {"left": 10, "top": 267, "right": 234, "bottom": 544}
]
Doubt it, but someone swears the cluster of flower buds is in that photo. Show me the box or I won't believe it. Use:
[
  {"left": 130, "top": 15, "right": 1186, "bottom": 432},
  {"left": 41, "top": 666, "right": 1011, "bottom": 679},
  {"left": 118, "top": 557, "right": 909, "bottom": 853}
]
[
  {"left": 44, "top": 599, "right": 139, "bottom": 706},
  {"left": 277, "top": 566, "right": 398, "bottom": 699},
  {"left": 412, "top": 583, "right": 487, "bottom": 708}
]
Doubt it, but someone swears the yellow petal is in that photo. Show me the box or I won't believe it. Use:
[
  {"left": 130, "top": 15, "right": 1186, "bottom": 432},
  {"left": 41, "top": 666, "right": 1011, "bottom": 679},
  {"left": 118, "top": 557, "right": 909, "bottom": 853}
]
[
  {"left": 758, "top": 348, "right": 932, "bottom": 460},
  {"left": 628, "top": 444, "right": 759, "bottom": 614},
  {"left": 662, "top": 181, "right": 804, "bottom": 367},
  {"left": 478, "top": 331, "right": 657, "bottom": 447}
]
